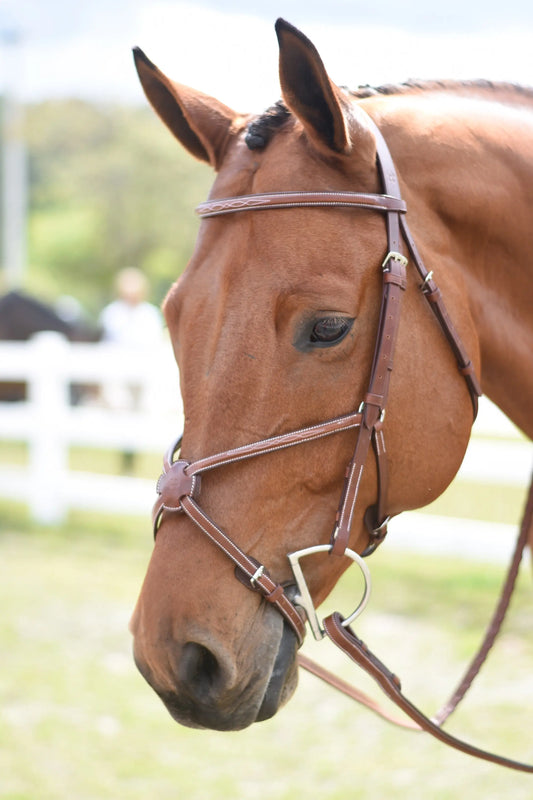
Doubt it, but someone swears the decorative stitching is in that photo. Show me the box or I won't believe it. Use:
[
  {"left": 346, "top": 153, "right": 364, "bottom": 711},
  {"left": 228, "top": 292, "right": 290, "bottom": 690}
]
[{"left": 197, "top": 191, "right": 406, "bottom": 218}]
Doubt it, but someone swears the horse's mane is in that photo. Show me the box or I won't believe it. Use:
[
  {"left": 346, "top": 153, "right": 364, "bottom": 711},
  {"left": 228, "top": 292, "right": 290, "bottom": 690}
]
[
  {"left": 349, "top": 78, "right": 533, "bottom": 102},
  {"left": 245, "top": 79, "right": 533, "bottom": 150}
]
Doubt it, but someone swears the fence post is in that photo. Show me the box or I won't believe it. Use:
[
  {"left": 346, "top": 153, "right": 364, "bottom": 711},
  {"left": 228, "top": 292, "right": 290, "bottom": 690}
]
[{"left": 27, "top": 332, "right": 70, "bottom": 523}]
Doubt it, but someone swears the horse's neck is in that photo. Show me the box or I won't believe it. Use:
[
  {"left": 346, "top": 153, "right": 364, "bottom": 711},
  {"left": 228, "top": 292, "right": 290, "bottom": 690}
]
[
  {"left": 460, "top": 136, "right": 533, "bottom": 438},
  {"left": 373, "top": 91, "right": 533, "bottom": 437}
]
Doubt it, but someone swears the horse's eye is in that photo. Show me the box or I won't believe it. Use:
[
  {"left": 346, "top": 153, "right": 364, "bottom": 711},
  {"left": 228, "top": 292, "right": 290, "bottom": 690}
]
[{"left": 310, "top": 317, "right": 353, "bottom": 346}]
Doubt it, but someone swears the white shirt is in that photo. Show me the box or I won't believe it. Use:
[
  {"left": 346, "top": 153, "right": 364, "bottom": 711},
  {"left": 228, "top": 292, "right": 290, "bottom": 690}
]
[{"left": 99, "top": 300, "right": 163, "bottom": 347}]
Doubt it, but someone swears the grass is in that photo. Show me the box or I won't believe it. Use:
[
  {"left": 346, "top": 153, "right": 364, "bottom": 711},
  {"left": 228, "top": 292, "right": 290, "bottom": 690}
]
[{"left": 1, "top": 497, "right": 532, "bottom": 800}]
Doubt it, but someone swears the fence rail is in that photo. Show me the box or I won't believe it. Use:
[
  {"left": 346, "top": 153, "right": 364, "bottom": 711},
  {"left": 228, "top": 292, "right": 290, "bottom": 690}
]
[
  {"left": 0, "top": 332, "right": 182, "bottom": 523},
  {"left": 0, "top": 332, "right": 531, "bottom": 562}
]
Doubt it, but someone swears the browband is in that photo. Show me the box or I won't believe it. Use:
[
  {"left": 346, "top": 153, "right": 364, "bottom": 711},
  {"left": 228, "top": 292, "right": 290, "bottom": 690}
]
[{"left": 196, "top": 191, "right": 407, "bottom": 217}]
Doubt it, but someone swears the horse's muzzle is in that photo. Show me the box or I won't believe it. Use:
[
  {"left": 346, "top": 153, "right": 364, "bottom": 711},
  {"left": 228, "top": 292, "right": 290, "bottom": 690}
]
[{"left": 132, "top": 614, "right": 299, "bottom": 731}]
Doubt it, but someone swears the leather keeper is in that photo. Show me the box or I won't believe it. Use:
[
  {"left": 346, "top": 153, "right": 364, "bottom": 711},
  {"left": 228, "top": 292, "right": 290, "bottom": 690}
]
[
  {"left": 424, "top": 285, "right": 442, "bottom": 304},
  {"left": 460, "top": 360, "right": 475, "bottom": 377},
  {"left": 263, "top": 584, "right": 285, "bottom": 604},
  {"left": 383, "top": 270, "right": 407, "bottom": 290},
  {"left": 364, "top": 391, "right": 384, "bottom": 409}
]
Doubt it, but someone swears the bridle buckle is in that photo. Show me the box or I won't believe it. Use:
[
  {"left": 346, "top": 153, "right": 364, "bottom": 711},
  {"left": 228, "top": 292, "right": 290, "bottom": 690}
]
[{"left": 382, "top": 250, "right": 408, "bottom": 269}]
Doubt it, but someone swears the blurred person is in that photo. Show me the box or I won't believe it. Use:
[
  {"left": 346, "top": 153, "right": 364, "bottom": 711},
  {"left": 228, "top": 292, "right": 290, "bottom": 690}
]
[
  {"left": 99, "top": 267, "right": 164, "bottom": 472},
  {"left": 99, "top": 267, "right": 163, "bottom": 347}
]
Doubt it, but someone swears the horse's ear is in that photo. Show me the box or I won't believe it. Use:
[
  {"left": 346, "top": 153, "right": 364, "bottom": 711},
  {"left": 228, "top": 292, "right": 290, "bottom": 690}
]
[
  {"left": 133, "top": 47, "right": 239, "bottom": 169},
  {"left": 275, "top": 19, "right": 373, "bottom": 159}
]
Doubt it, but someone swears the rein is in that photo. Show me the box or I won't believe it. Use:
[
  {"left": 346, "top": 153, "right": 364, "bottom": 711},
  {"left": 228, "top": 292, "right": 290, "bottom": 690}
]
[{"left": 152, "top": 116, "right": 533, "bottom": 771}]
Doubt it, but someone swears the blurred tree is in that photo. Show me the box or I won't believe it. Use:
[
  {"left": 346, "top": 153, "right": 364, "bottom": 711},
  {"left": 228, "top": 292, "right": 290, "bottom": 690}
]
[{"left": 24, "top": 100, "right": 213, "bottom": 315}]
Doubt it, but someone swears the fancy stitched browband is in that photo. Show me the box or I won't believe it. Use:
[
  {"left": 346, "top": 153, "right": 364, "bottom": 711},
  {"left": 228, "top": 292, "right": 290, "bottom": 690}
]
[
  {"left": 152, "top": 113, "right": 533, "bottom": 772},
  {"left": 196, "top": 190, "right": 407, "bottom": 216}
]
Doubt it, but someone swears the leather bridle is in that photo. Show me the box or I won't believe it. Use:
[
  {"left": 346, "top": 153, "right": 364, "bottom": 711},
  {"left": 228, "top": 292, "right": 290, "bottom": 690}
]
[{"left": 151, "top": 114, "right": 533, "bottom": 772}]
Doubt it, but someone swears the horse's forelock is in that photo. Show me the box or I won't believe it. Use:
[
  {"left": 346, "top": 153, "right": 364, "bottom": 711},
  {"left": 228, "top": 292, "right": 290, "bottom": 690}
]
[{"left": 245, "top": 100, "right": 291, "bottom": 150}]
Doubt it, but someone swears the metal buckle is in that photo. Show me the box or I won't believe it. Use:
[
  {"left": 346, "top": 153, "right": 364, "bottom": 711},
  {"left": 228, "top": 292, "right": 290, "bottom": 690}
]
[
  {"left": 249, "top": 565, "right": 265, "bottom": 587},
  {"left": 420, "top": 270, "right": 434, "bottom": 290},
  {"left": 361, "top": 515, "right": 391, "bottom": 558},
  {"left": 287, "top": 544, "right": 371, "bottom": 641},
  {"left": 382, "top": 251, "right": 408, "bottom": 270},
  {"left": 372, "top": 515, "right": 390, "bottom": 535},
  {"left": 358, "top": 400, "right": 386, "bottom": 424}
]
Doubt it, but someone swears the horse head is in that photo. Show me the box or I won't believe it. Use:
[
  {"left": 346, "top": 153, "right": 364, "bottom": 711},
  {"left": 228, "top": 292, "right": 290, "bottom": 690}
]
[{"left": 129, "top": 19, "right": 479, "bottom": 730}]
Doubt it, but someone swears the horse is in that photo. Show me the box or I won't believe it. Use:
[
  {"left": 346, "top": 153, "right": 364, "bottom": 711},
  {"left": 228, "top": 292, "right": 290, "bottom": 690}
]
[
  {"left": 0, "top": 290, "right": 99, "bottom": 343},
  {"left": 0, "top": 290, "right": 100, "bottom": 401},
  {"left": 129, "top": 18, "right": 533, "bottom": 750}
]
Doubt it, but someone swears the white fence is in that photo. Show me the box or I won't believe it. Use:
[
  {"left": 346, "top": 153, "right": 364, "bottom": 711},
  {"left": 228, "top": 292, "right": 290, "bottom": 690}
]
[
  {"left": 0, "top": 331, "right": 183, "bottom": 523},
  {"left": 390, "top": 402, "right": 532, "bottom": 563},
  {"left": 0, "top": 332, "right": 531, "bottom": 562}
]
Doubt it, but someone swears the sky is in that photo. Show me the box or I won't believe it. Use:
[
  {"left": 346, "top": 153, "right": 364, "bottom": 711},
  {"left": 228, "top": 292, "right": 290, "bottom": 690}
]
[{"left": 1, "top": 0, "right": 533, "bottom": 112}]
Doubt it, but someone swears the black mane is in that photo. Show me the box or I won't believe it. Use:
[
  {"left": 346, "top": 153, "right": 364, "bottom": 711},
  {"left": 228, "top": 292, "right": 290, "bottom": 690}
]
[
  {"left": 348, "top": 77, "right": 533, "bottom": 99},
  {"left": 245, "top": 100, "right": 291, "bottom": 150}
]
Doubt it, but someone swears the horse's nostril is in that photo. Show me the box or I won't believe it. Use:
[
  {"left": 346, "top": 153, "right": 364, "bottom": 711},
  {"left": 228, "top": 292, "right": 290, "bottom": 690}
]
[{"left": 181, "top": 642, "right": 221, "bottom": 696}]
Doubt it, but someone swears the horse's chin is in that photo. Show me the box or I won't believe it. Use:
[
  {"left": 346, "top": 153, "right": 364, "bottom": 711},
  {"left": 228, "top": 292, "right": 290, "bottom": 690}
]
[{"left": 256, "top": 623, "right": 299, "bottom": 721}]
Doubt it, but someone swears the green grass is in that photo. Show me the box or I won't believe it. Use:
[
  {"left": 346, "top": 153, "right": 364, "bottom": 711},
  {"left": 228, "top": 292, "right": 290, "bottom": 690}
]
[{"left": 1, "top": 500, "right": 532, "bottom": 799}]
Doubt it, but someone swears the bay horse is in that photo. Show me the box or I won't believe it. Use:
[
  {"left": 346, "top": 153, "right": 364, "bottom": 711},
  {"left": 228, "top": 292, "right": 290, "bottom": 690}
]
[{"left": 130, "top": 19, "right": 533, "bottom": 764}]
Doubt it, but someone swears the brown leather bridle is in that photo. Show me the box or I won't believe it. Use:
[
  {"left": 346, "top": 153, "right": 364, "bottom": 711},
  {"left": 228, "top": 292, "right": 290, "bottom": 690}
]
[{"left": 152, "top": 114, "right": 533, "bottom": 772}]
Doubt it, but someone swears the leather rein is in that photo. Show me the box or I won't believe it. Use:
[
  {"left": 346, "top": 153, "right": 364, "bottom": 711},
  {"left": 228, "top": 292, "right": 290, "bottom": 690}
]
[{"left": 152, "top": 115, "right": 533, "bottom": 772}]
